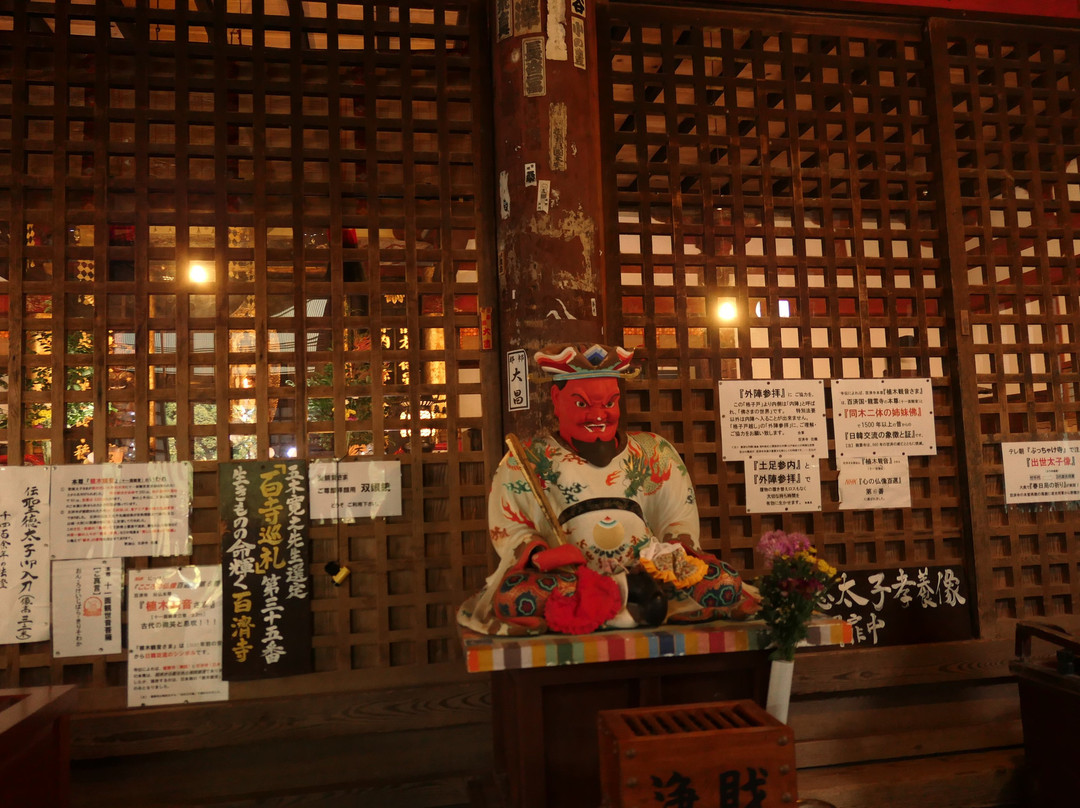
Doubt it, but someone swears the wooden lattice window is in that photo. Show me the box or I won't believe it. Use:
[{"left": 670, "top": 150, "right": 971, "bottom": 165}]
[
  {"left": 0, "top": 1, "right": 499, "bottom": 702},
  {"left": 599, "top": 8, "right": 968, "bottom": 599},
  {"left": 932, "top": 20, "right": 1080, "bottom": 636}
]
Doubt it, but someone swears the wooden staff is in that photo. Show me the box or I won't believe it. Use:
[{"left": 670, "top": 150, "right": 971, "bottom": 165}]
[{"left": 504, "top": 433, "right": 569, "bottom": 546}]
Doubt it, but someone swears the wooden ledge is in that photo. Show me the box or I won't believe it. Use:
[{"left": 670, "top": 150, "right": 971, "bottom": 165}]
[{"left": 461, "top": 617, "right": 852, "bottom": 673}]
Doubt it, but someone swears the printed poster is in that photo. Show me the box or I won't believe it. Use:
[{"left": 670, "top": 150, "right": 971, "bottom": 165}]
[
  {"left": 718, "top": 379, "right": 829, "bottom": 460},
  {"left": 832, "top": 378, "right": 937, "bottom": 457},
  {"left": 52, "top": 558, "right": 122, "bottom": 658},
  {"left": 838, "top": 456, "right": 912, "bottom": 510},
  {"left": 127, "top": 565, "right": 228, "bottom": 707},
  {"left": 745, "top": 457, "right": 821, "bottom": 513},
  {"left": 220, "top": 461, "right": 312, "bottom": 681},
  {"left": 309, "top": 460, "right": 402, "bottom": 521},
  {"left": 0, "top": 466, "right": 51, "bottom": 644},
  {"left": 51, "top": 462, "right": 192, "bottom": 559},
  {"left": 1002, "top": 440, "right": 1080, "bottom": 504}
]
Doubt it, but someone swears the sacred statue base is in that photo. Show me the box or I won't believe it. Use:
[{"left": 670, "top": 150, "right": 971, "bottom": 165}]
[{"left": 463, "top": 618, "right": 850, "bottom": 808}]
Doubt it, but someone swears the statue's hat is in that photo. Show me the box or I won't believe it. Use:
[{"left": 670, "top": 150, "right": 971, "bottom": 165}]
[{"left": 534, "top": 343, "right": 640, "bottom": 382}]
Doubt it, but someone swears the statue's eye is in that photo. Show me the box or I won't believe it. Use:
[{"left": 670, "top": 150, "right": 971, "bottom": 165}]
[{"left": 575, "top": 400, "right": 587, "bottom": 408}]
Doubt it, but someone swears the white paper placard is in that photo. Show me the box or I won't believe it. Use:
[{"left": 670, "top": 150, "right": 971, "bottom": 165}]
[
  {"left": 52, "top": 558, "right": 122, "bottom": 657},
  {"left": 719, "top": 379, "right": 829, "bottom": 460},
  {"left": 838, "top": 456, "right": 912, "bottom": 510},
  {"left": 832, "top": 378, "right": 937, "bottom": 457},
  {"left": 507, "top": 349, "right": 530, "bottom": 411},
  {"left": 51, "top": 462, "right": 192, "bottom": 559},
  {"left": 127, "top": 565, "right": 228, "bottom": 708},
  {"left": 1002, "top": 440, "right": 1080, "bottom": 504},
  {"left": 0, "top": 466, "right": 51, "bottom": 644},
  {"left": 309, "top": 460, "right": 402, "bottom": 520},
  {"left": 745, "top": 456, "right": 821, "bottom": 513}
]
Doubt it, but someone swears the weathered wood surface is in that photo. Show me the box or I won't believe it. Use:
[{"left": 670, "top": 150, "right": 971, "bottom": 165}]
[
  {"left": 71, "top": 721, "right": 491, "bottom": 808},
  {"left": 798, "top": 749, "right": 1025, "bottom": 808},
  {"left": 792, "top": 639, "right": 1017, "bottom": 693},
  {"left": 70, "top": 679, "right": 491, "bottom": 759},
  {"left": 793, "top": 680, "right": 1021, "bottom": 767}
]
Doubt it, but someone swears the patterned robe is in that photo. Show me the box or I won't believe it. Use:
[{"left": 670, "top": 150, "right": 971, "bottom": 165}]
[{"left": 457, "top": 431, "right": 742, "bottom": 635}]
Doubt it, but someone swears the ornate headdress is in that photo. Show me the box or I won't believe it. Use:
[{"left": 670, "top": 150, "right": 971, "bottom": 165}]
[{"left": 534, "top": 343, "right": 640, "bottom": 382}]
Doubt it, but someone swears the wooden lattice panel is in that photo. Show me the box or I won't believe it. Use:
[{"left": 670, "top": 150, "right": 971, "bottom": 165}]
[
  {"left": 0, "top": 1, "right": 499, "bottom": 703},
  {"left": 931, "top": 20, "right": 1080, "bottom": 635},
  {"left": 599, "top": 8, "right": 966, "bottom": 590}
]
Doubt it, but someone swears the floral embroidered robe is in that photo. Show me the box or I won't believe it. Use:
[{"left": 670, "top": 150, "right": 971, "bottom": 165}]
[{"left": 457, "top": 431, "right": 706, "bottom": 635}]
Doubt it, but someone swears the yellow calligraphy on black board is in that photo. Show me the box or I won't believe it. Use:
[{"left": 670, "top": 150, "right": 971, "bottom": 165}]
[{"left": 220, "top": 460, "right": 312, "bottom": 680}]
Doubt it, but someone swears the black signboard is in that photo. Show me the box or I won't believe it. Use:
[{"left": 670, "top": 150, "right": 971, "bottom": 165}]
[
  {"left": 817, "top": 564, "right": 975, "bottom": 647},
  {"left": 220, "top": 460, "right": 312, "bottom": 680}
]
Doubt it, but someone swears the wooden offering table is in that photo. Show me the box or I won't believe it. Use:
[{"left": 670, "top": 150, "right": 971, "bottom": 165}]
[{"left": 463, "top": 618, "right": 851, "bottom": 808}]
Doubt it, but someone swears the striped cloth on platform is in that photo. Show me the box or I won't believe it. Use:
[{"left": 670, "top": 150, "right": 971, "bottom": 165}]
[{"left": 461, "top": 617, "right": 852, "bottom": 673}]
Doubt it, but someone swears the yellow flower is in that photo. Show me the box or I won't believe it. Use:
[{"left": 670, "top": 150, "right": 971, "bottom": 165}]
[{"left": 816, "top": 557, "right": 837, "bottom": 577}]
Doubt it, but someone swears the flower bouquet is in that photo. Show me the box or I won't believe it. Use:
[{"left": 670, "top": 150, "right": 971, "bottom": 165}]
[
  {"left": 755, "top": 530, "right": 838, "bottom": 723},
  {"left": 755, "top": 530, "right": 839, "bottom": 662}
]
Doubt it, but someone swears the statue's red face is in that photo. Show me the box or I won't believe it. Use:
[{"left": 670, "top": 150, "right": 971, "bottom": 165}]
[{"left": 550, "top": 377, "right": 621, "bottom": 445}]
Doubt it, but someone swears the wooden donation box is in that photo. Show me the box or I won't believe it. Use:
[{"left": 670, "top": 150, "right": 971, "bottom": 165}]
[
  {"left": 0, "top": 685, "right": 78, "bottom": 808},
  {"left": 462, "top": 618, "right": 850, "bottom": 808},
  {"left": 598, "top": 699, "right": 797, "bottom": 808}
]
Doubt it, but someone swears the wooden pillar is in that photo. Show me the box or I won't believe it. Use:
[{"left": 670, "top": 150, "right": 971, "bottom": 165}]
[{"left": 490, "top": 0, "right": 607, "bottom": 438}]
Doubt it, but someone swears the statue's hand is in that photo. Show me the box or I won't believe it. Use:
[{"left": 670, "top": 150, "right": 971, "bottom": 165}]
[{"left": 532, "top": 543, "right": 586, "bottom": 571}]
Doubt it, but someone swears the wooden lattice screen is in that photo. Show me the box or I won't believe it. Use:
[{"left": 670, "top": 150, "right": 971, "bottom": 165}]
[
  {"left": 598, "top": 8, "right": 971, "bottom": 620},
  {"left": 0, "top": 0, "right": 499, "bottom": 703},
  {"left": 931, "top": 19, "right": 1080, "bottom": 638}
]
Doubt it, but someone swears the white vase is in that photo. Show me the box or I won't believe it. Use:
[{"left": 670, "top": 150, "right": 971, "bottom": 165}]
[{"left": 766, "top": 658, "right": 794, "bottom": 724}]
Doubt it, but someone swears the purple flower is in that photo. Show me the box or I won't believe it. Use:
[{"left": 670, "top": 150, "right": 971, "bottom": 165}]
[{"left": 756, "top": 530, "right": 812, "bottom": 566}]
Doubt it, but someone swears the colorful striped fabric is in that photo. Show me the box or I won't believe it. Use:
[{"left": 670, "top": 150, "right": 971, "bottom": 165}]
[{"left": 461, "top": 617, "right": 853, "bottom": 673}]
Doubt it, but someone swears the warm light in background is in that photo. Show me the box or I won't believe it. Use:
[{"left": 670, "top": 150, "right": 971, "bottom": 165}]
[
  {"left": 189, "top": 263, "right": 211, "bottom": 283},
  {"left": 717, "top": 299, "right": 738, "bottom": 321}
]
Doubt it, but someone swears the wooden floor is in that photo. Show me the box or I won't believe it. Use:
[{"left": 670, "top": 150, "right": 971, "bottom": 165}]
[{"left": 70, "top": 753, "right": 1028, "bottom": 808}]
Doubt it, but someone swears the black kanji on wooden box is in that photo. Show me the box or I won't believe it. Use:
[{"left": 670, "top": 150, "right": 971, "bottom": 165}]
[{"left": 598, "top": 699, "right": 797, "bottom": 808}]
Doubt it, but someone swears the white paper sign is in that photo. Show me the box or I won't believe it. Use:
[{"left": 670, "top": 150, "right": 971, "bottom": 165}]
[
  {"left": 745, "top": 457, "right": 821, "bottom": 513},
  {"left": 52, "top": 558, "right": 122, "bottom": 657},
  {"left": 127, "top": 565, "right": 228, "bottom": 708},
  {"left": 508, "top": 349, "right": 530, "bottom": 411},
  {"left": 51, "top": 462, "right": 192, "bottom": 559},
  {"left": 0, "top": 467, "right": 51, "bottom": 644},
  {"left": 832, "top": 378, "right": 937, "bottom": 457},
  {"left": 719, "top": 379, "right": 828, "bottom": 459},
  {"left": 1002, "top": 440, "right": 1080, "bottom": 504},
  {"left": 838, "top": 456, "right": 912, "bottom": 510},
  {"left": 309, "top": 460, "right": 402, "bottom": 520}
]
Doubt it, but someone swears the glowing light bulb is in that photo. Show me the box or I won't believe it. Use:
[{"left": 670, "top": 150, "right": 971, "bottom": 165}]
[{"left": 717, "top": 300, "right": 738, "bottom": 321}]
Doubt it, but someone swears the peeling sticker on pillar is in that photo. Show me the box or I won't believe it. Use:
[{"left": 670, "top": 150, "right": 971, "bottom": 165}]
[
  {"left": 500, "top": 170, "right": 511, "bottom": 219},
  {"left": 545, "top": 298, "right": 578, "bottom": 319},
  {"left": 549, "top": 103, "right": 567, "bottom": 171},
  {"left": 513, "top": 0, "right": 541, "bottom": 35},
  {"left": 527, "top": 204, "right": 598, "bottom": 283},
  {"left": 546, "top": 0, "right": 568, "bottom": 61},
  {"left": 571, "top": 16, "right": 586, "bottom": 69},
  {"left": 536, "top": 179, "right": 551, "bottom": 212},
  {"left": 496, "top": 0, "right": 513, "bottom": 40},
  {"left": 522, "top": 36, "right": 546, "bottom": 97},
  {"left": 525, "top": 162, "right": 537, "bottom": 186}
]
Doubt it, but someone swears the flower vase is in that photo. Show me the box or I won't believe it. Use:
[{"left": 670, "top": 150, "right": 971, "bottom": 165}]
[{"left": 766, "top": 658, "right": 794, "bottom": 724}]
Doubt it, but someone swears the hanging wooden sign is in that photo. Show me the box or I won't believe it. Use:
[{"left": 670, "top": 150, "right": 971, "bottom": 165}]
[{"left": 219, "top": 460, "right": 313, "bottom": 681}]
